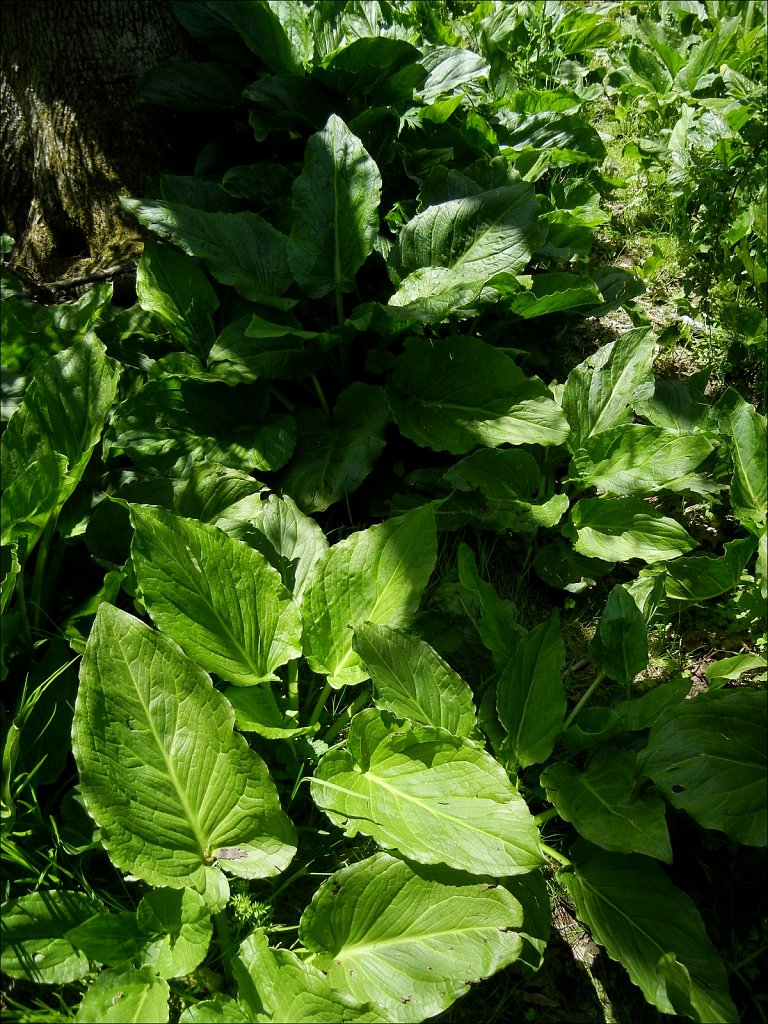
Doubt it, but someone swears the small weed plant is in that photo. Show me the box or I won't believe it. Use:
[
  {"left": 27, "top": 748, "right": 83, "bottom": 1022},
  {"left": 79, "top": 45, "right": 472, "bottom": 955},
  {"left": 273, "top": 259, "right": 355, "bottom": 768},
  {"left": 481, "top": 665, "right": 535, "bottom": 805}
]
[{"left": 1, "top": 2, "right": 766, "bottom": 1022}]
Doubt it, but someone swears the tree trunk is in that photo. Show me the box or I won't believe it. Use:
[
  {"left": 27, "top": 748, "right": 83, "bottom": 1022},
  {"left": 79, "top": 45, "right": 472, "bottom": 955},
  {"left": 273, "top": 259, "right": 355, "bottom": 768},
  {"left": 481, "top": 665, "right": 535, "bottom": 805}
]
[{"left": 1, "top": 0, "right": 194, "bottom": 284}]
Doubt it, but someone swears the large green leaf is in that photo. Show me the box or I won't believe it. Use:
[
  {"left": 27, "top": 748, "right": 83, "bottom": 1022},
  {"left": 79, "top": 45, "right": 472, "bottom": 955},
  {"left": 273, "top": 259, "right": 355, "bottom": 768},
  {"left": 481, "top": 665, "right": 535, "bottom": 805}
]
[
  {"left": 718, "top": 389, "right": 767, "bottom": 527},
  {"left": 589, "top": 585, "right": 648, "bottom": 687},
  {"left": 136, "top": 241, "right": 218, "bottom": 357},
  {"left": 564, "top": 497, "right": 697, "bottom": 563},
  {"left": 0, "top": 891, "right": 95, "bottom": 984},
  {"left": 386, "top": 267, "right": 483, "bottom": 322},
  {"left": 130, "top": 505, "right": 301, "bottom": 686},
  {"left": 444, "top": 448, "right": 569, "bottom": 531},
  {"left": 0, "top": 452, "right": 68, "bottom": 555},
  {"left": 302, "top": 505, "right": 437, "bottom": 687},
  {"left": 215, "top": 492, "right": 328, "bottom": 602},
  {"left": 633, "top": 374, "right": 712, "bottom": 433},
  {"left": 223, "top": 685, "right": 317, "bottom": 740},
  {"left": 300, "top": 853, "right": 525, "bottom": 1023},
  {"left": 279, "top": 383, "right": 390, "bottom": 513},
  {"left": 387, "top": 336, "right": 569, "bottom": 453},
  {"left": 662, "top": 536, "right": 758, "bottom": 602},
  {"left": 496, "top": 612, "right": 566, "bottom": 768},
  {"left": 572, "top": 424, "right": 715, "bottom": 496},
  {"left": 456, "top": 544, "right": 522, "bottom": 666},
  {"left": 122, "top": 199, "right": 293, "bottom": 308},
  {"left": 109, "top": 378, "right": 295, "bottom": 477},
  {"left": 417, "top": 45, "right": 489, "bottom": 103},
  {"left": 494, "top": 271, "right": 603, "bottom": 319},
  {"left": 353, "top": 622, "right": 479, "bottom": 739},
  {"left": 389, "top": 183, "right": 537, "bottom": 287},
  {"left": 565, "top": 841, "right": 738, "bottom": 1023},
  {"left": 138, "top": 888, "right": 213, "bottom": 980},
  {"left": 178, "top": 996, "right": 251, "bottom": 1024},
  {"left": 533, "top": 540, "right": 614, "bottom": 594},
  {"left": 208, "top": 0, "right": 311, "bottom": 75},
  {"left": 553, "top": 7, "right": 619, "bottom": 53},
  {"left": 1, "top": 337, "right": 120, "bottom": 491},
  {"left": 234, "top": 928, "right": 382, "bottom": 1023},
  {"left": 321, "top": 36, "right": 421, "bottom": 100},
  {"left": 542, "top": 749, "right": 671, "bottom": 861},
  {"left": 73, "top": 605, "right": 297, "bottom": 892},
  {"left": 312, "top": 709, "right": 543, "bottom": 875},
  {"left": 562, "top": 328, "right": 656, "bottom": 450},
  {"left": 208, "top": 315, "right": 324, "bottom": 383},
  {"left": 499, "top": 111, "right": 607, "bottom": 165},
  {"left": 75, "top": 966, "right": 169, "bottom": 1023},
  {"left": 288, "top": 115, "right": 382, "bottom": 299},
  {"left": 639, "top": 688, "right": 767, "bottom": 846}
]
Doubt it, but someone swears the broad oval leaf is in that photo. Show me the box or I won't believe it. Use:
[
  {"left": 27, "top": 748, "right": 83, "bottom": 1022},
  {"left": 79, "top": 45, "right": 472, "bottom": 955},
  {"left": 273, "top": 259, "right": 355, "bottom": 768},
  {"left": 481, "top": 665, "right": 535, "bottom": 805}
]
[
  {"left": 718, "top": 389, "right": 767, "bottom": 527},
  {"left": 444, "top": 448, "right": 569, "bottom": 531},
  {"left": 312, "top": 709, "right": 543, "bottom": 875},
  {"left": 541, "top": 749, "right": 672, "bottom": 861},
  {"left": 215, "top": 492, "right": 328, "bottom": 602},
  {"left": 0, "top": 890, "right": 95, "bottom": 984},
  {"left": 208, "top": 315, "right": 324, "bottom": 384},
  {"left": 589, "top": 585, "right": 648, "bottom": 687},
  {"left": 565, "top": 497, "right": 697, "bottom": 563},
  {"left": 130, "top": 505, "right": 302, "bottom": 685},
  {"left": 1, "top": 336, "right": 120, "bottom": 491},
  {"left": 136, "top": 240, "right": 218, "bottom": 357},
  {"left": 456, "top": 543, "right": 523, "bottom": 667},
  {"left": 662, "top": 536, "right": 758, "bottom": 603},
  {"left": 562, "top": 328, "right": 656, "bottom": 451},
  {"left": 302, "top": 505, "right": 437, "bottom": 687},
  {"left": 208, "top": 0, "right": 311, "bottom": 75},
  {"left": 499, "top": 111, "right": 607, "bottom": 164},
  {"left": 572, "top": 424, "right": 714, "bottom": 496},
  {"left": 65, "top": 912, "right": 146, "bottom": 969},
  {"left": 137, "top": 888, "right": 213, "bottom": 980},
  {"left": 234, "top": 928, "right": 383, "bottom": 1023},
  {"left": 300, "top": 852, "right": 525, "bottom": 1023},
  {"left": 109, "top": 377, "right": 295, "bottom": 477},
  {"left": 223, "top": 685, "right": 317, "bottom": 740},
  {"left": 75, "top": 965, "right": 170, "bottom": 1023},
  {"left": 280, "top": 383, "right": 390, "bottom": 513},
  {"left": 565, "top": 841, "right": 738, "bottom": 1023},
  {"left": 390, "top": 183, "right": 537, "bottom": 285},
  {"left": 353, "top": 622, "right": 479, "bottom": 739},
  {"left": 638, "top": 688, "right": 767, "bottom": 846},
  {"left": 496, "top": 611, "right": 566, "bottom": 768},
  {"left": 73, "top": 605, "right": 297, "bottom": 892},
  {"left": 387, "top": 336, "right": 569, "bottom": 453},
  {"left": 289, "top": 115, "right": 382, "bottom": 299},
  {"left": 122, "top": 199, "right": 293, "bottom": 308},
  {"left": 0, "top": 452, "right": 68, "bottom": 554}
]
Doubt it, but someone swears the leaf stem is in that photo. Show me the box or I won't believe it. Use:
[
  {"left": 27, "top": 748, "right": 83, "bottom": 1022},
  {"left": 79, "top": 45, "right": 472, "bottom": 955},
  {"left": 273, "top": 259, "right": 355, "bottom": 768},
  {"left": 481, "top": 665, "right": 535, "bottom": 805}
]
[
  {"left": 540, "top": 842, "right": 571, "bottom": 868},
  {"left": 15, "top": 570, "right": 32, "bottom": 649},
  {"left": 335, "top": 283, "right": 344, "bottom": 328},
  {"left": 29, "top": 513, "right": 58, "bottom": 632},
  {"left": 287, "top": 662, "right": 299, "bottom": 713},
  {"left": 310, "top": 374, "right": 331, "bottom": 418},
  {"left": 563, "top": 670, "right": 606, "bottom": 730},
  {"left": 307, "top": 680, "right": 332, "bottom": 728},
  {"left": 270, "top": 384, "right": 295, "bottom": 412},
  {"left": 323, "top": 688, "right": 370, "bottom": 745},
  {"left": 534, "top": 807, "right": 558, "bottom": 826}
]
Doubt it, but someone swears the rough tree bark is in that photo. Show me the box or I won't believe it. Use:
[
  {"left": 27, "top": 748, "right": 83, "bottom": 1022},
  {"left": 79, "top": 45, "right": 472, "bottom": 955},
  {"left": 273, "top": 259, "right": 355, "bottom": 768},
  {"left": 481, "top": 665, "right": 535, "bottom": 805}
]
[{"left": 1, "top": 0, "right": 195, "bottom": 285}]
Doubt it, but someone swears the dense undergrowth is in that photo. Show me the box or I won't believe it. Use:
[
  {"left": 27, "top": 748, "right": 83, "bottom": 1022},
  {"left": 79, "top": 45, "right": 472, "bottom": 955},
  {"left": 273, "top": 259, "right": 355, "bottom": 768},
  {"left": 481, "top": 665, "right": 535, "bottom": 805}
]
[{"left": 1, "top": 2, "right": 766, "bottom": 1023}]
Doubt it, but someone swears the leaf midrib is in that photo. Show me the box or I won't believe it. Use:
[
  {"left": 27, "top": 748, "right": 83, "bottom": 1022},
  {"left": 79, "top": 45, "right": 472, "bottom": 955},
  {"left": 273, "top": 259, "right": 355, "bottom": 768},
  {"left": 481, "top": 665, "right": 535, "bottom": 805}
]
[{"left": 115, "top": 641, "right": 208, "bottom": 859}]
